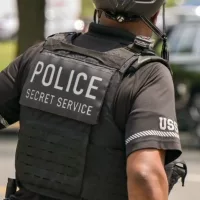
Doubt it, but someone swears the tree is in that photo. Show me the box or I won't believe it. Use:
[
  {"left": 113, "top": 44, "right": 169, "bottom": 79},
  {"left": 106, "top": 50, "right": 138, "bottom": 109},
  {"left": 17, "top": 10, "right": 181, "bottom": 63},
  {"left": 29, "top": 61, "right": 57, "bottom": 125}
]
[{"left": 17, "top": 0, "right": 45, "bottom": 56}]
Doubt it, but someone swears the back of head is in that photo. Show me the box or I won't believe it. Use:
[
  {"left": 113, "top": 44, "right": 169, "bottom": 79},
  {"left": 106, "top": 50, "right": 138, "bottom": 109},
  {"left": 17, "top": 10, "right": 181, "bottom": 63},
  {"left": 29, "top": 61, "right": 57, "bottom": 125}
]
[
  {"left": 92, "top": 0, "right": 165, "bottom": 22},
  {"left": 92, "top": 0, "right": 169, "bottom": 61}
]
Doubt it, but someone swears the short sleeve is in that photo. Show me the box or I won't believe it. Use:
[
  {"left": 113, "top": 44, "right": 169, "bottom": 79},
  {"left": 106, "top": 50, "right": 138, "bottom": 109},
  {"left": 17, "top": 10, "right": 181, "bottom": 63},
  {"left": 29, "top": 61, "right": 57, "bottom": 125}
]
[
  {"left": 115, "top": 62, "right": 182, "bottom": 165},
  {"left": 0, "top": 42, "right": 44, "bottom": 125}
]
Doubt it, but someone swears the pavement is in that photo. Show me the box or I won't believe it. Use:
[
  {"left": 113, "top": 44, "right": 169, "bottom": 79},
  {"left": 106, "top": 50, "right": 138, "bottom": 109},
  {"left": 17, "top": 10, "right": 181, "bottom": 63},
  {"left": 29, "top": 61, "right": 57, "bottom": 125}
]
[{"left": 0, "top": 135, "right": 200, "bottom": 200}]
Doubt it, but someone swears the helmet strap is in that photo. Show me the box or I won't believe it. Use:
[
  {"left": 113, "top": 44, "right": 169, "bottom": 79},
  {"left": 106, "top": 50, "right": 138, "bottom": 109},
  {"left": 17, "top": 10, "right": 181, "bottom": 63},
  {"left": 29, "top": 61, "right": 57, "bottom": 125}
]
[
  {"left": 161, "top": 2, "right": 169, "bottom": 61},
  {"left": 140, "top": 3, "right": 169, "bottom": 61},
  {"left": 93, "top": 9, "right": 103, "bottom": 24},
  {"left": 93, "top": 9, "right": 98, "bottom": 23}
]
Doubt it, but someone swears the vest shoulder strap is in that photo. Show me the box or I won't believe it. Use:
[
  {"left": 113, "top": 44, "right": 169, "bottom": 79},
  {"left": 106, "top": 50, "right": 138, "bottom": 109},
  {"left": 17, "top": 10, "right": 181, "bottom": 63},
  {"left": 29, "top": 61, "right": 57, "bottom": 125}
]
[
  {"left": 44, "top": 32, "right": 138, "bottom": 75},
  {"left": 129, "top": 55, "right": 172, "bottom": 75},
  {"left": 45, "top": 33, "right": 171, "bottom": 77}
]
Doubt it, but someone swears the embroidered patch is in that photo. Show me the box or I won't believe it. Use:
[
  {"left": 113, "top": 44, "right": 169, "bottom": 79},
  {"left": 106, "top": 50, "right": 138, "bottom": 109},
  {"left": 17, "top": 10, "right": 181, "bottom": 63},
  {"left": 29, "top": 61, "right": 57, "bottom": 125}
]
[{"left": 20, "top": 53, "right": 114, "bottom": 124}]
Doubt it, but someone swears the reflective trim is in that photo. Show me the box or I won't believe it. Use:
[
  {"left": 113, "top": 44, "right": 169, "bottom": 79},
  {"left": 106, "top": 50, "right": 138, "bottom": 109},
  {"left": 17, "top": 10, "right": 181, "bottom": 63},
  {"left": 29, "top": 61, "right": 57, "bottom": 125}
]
[{"left": 126, "top": 130, "right": 179, "bottom": 145}]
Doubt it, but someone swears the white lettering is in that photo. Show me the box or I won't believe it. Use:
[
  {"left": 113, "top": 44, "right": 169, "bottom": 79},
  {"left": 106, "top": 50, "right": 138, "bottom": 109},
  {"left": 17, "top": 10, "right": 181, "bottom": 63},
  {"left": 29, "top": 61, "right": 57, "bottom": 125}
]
[
  {"left": 81, "top": 104, "right": 87, "bottom": 114},
  {"left": 66, "top": 70, "right": 75, "bottom": 92},
  {"left": 174, "top": 121, "right": 179, "bottom": 133},
  {"left": 42, "top": 64, "right": 55, "bottom": 87},
  {"left": 86, "top": 76, "right": 102, "bottom": 100},
  {"left": 167, "top": 119, "right": 175, "bottom": 131},
  {"left": 30, "top": 90, "right": 35, "bottom": 100},
  {"left": 73, "top": 73, "right": 87, "bottom": 95},
  {"left": 73, "top": 102, "right": 79, "bottom": 111},
  {"left": 44, "top": 94, "right": 50, "bottom": 104},
  {"left": 78, "top": 103, "right": 82, "bottom": 112},
  {"left": 87, "top": 106, "right": 93, "bottom": 116},
  {"left": 34, "top": 91, "right": 40, "bottom": 100},
  {"left": 30, "top": 61, "right": 44, "bottom": 82},
  {"left": 159, "top": 117, "right": 179, "bottom": 132},
  {"left": 25, "top": 89, "right": 55, "bottom": 104},
  {"left": 62, "top": 99, "right": 68, "bottom": 109},
  {"left": 159, "top": 117, "right": 167, "bottom": 130},
  {"left": 67, "top": 100, "right": 73, "bottom": 110},
  {"left": 26, "top": 89, "right": 31, "bottom": 98},
  {"left": 54, "top": 67, "right": 63, "bottom": 90},
  {"left": 39, "top": 92, "right": 45, "bottom": 102},
  {"left": 50, "top": 95, "right": 55, "bottom": 104},
  {"left": 54, "top": 97, "right": 93, "bottom": 116},
  {"left": 57, "top": 97, "right": 62, "bottom": 107}
]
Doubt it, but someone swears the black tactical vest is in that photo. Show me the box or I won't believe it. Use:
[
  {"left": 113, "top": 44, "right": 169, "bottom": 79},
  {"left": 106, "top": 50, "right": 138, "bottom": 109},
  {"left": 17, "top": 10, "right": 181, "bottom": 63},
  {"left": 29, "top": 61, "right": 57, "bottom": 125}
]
[{"left": 16, "top": 33, "right": 169, "bottom": 200}]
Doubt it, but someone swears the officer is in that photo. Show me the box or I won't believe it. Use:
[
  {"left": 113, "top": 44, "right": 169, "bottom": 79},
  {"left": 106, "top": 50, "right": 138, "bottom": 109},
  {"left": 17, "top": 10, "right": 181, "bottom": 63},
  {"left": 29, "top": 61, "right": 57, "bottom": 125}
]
[{"left": 1, "top": 0, "right": 187, "bottom": 200}]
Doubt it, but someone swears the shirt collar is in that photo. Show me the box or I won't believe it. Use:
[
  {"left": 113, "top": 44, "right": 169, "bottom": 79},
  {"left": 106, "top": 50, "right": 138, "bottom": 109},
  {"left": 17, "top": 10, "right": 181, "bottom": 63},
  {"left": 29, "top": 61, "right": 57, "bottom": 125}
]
[{"left": 87, "top": 22, "right": 136, "bottom": 45}]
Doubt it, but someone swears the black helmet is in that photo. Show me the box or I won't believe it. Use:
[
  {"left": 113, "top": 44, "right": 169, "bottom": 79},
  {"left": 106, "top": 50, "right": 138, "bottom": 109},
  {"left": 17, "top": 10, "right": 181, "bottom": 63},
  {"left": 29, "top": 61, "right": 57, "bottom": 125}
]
[
  {"left": 93, "top": 0, "right": 165, "bottom": 19},
  {"left": 92, "top": 0, "right": 169, "bottom": 61}
]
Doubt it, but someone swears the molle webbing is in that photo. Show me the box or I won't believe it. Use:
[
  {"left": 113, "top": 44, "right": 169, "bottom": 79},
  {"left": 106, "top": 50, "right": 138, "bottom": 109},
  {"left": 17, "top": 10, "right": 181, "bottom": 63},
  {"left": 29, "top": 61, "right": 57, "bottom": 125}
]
[
  {"left": 16, "top": 32, "right": 169, "bottom": 200},
  {"left": 16, "top": 121, "right": 90, "bottom": 199}
]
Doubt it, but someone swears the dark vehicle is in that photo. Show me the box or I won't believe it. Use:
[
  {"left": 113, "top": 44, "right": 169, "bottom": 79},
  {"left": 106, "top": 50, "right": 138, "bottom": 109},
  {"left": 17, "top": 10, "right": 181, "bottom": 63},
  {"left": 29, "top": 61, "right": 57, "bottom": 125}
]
[{"left": 155, "top": 20, "right": 200, "bottom": 145}]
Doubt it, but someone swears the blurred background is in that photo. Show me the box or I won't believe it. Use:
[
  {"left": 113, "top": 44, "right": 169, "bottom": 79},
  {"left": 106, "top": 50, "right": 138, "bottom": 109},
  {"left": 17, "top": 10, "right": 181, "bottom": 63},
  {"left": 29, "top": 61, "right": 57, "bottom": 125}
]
[{"left": 0, "top": 0, "right": 200, "bottom": 199}]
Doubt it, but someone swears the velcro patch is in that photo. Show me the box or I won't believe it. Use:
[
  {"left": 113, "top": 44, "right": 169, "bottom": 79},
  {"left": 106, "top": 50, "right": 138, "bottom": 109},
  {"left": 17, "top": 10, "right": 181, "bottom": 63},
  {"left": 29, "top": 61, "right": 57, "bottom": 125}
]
[{"left": 20, "top": 52, "right": 114, "bottom": 124}]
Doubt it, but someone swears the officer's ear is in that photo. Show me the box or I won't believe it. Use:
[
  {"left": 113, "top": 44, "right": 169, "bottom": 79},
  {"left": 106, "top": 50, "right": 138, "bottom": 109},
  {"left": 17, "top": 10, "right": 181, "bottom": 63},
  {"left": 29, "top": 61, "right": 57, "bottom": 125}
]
[{"left": 150, "top": 11, "right": 160, "bottom": 24}]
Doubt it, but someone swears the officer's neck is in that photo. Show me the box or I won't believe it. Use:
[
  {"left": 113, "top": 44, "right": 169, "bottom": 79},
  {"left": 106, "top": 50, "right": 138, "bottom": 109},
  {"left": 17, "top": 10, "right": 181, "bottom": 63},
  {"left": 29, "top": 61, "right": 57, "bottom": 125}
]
[{"left": 99, "top": 15, "right": 155, "bottom": 38}]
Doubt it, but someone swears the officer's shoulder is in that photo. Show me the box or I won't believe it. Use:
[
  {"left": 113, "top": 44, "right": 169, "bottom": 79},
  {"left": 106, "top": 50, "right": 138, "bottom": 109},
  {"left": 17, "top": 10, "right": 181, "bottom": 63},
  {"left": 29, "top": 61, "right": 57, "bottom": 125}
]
[
  {"left": 133, "top": 54, "right": 169, "bottom": 70},
  {"left": 130, "top": 54, "right": 171, "bottom": 76},
  {"left": 126, "top": 55, "right": 172, "bottom": 86}
]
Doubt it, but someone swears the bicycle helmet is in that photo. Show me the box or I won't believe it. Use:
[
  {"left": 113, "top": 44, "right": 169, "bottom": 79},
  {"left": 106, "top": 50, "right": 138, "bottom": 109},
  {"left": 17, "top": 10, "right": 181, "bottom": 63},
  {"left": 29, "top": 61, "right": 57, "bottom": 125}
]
[
  {"left": 92, "top": 0, "right": 169, "bottom": 61},
  {"left": 93, "top": 0, "right": 165, "bottom": 20}
]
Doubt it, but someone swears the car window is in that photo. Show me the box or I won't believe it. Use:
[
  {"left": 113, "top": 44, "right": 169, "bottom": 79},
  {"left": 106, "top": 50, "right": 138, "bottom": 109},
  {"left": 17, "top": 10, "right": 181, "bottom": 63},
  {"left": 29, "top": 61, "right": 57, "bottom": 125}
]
[{"left": 168, "top": 24, "right": 197, "bottom": 54}]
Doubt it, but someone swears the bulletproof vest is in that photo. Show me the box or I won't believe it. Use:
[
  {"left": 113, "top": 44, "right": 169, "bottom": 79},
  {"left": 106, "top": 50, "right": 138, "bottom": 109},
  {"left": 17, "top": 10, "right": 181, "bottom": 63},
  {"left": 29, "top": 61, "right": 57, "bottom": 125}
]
[{"left": 16, "top": 33, "right": 169, "bottom": 200}]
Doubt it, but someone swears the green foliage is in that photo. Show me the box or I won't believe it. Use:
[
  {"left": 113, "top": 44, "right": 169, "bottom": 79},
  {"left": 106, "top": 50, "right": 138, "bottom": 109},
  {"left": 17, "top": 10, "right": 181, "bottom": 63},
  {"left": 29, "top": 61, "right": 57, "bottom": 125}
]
[
  {"left": 166, "top": 0, "right": 176, "bottom": 7},
  {"left": 82, "top": 0, "right": 94, "bottom": 18},
  {"left": 0, "top": 41, "right": 16, "bottom": 71}
]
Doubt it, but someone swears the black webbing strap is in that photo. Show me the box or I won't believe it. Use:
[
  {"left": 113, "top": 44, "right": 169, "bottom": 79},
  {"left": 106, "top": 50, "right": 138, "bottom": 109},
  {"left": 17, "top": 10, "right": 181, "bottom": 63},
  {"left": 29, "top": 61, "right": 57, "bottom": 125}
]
[{"left": 43, "top": 33, "right": 138, "bottom": 73}]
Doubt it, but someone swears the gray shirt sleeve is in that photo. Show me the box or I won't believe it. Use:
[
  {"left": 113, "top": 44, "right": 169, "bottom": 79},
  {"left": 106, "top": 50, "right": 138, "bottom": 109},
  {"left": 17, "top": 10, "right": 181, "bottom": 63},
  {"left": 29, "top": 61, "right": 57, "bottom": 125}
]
[
  {"left": 114, "top": 62, "right": 182, "bottom": 164},
  {"left": 0, "top": 55, "right": 23, "bottom": 125},
  {"left": 0, "top": 42, "right": 43, "bottom": 125}
]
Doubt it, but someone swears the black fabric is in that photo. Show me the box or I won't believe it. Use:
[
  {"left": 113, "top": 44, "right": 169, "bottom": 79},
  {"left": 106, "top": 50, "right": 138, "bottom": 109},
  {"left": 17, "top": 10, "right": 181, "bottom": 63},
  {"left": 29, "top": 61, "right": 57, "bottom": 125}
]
[
  {"left": 0, "top": 23, "right": 182, "bottom": 200},
  {"left": 15, "top": 32, "right": 140, "bottom": 200},
  {"left": 73, "top": 23, "right": 135, "bottom": 51},
  {"left": 16, "top": 119, "right": 91, "bottom": 200},
  {"left": 19, "top": 51, "right": 114, "bottom": 125}
]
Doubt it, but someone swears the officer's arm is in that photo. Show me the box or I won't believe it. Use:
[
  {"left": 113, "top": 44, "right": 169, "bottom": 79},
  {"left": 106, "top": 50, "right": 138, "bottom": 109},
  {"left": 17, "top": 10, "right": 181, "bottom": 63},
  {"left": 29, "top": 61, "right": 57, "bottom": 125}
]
[
  {"left": 0, "top": 43, "right": 43, "bottom": 129},
  {"left": 127, "top": 149, "right": 168, "bottom": 200},
  {"left": 115, "top": 62, "right": 182, "bottom": 199},
  {"left": 0, "top": 55, "right": 23, "bottom": 128}
]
